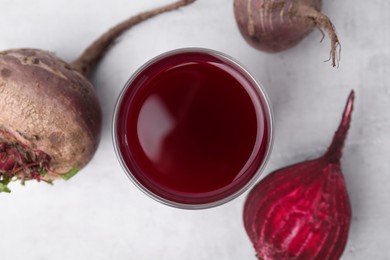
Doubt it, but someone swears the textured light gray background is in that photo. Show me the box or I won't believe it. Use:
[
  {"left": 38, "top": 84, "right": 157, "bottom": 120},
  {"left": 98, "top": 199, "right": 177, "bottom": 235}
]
[{"left": 0, "top": 0, "right": 388, "bottom": 259}]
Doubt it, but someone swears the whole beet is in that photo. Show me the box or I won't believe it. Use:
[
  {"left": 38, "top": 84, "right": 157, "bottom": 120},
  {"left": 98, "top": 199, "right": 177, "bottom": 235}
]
[
  {"left": 0, "top": 49, "right": 102, "bottom": 179},
  {"left": 0, "top": 0, "right": 195, "bottom": 192},
  {"left": 244, "top": 91, "right": 354, "bottom": 259},
  {"left": 234, "top": 0, "right": 339, "bottom": 66}
]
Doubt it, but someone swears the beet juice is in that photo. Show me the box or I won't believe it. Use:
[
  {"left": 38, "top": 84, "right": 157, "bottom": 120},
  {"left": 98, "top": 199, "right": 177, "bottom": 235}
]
[{"left": 113, "top": 49, "right": 272, "bottom": 208}]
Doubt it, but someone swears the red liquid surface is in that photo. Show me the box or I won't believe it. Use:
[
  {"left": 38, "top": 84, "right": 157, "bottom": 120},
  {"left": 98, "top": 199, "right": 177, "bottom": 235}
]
[{"left": 115, "top": 51, "right": 270, "bottom": 205}]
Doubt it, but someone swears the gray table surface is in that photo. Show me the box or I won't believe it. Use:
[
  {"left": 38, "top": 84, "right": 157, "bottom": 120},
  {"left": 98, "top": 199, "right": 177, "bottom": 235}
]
[{"left": 1, "top": 0, "right": 388, "bottom": 259}]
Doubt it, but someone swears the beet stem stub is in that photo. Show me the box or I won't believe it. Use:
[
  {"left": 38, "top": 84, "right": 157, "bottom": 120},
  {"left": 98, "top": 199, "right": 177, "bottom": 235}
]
[
  {"left": 296, "top": 4, "right": 340, "bottom": 67},
  {"left": 71, "top": 0, "right": 196, "bottom": 76},
  {"left": 325, "top": 90, "right": 355, "bottom": 163}
]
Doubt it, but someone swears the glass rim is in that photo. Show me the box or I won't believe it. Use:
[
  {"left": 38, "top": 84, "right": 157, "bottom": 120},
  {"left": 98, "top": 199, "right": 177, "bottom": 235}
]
[{"left": 112, "top": 47, "right": 274, "bottom": 210}]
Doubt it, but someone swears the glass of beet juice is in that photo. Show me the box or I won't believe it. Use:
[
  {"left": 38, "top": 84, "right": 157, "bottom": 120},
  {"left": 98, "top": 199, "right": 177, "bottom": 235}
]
[{"left": 113, "top": 48, "right": 273, "bottom": 209}]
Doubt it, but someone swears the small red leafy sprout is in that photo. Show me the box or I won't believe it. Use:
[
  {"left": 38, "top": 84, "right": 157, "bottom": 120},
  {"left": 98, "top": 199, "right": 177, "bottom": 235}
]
[{"left": 0, "top": 133, "right": 80, "bottom": 193}]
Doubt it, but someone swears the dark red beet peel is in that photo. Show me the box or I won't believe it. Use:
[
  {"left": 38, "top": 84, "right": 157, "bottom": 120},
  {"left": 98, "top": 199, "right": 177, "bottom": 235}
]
[
  {"left": 0, "top": 0, "right": 196, "bottom": 193},
  {"left": 234, "top": 0, "right": 340, "bottom": 66},
  {"left": 244, "top": 91, "right": 354, "bottom": 259}
]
